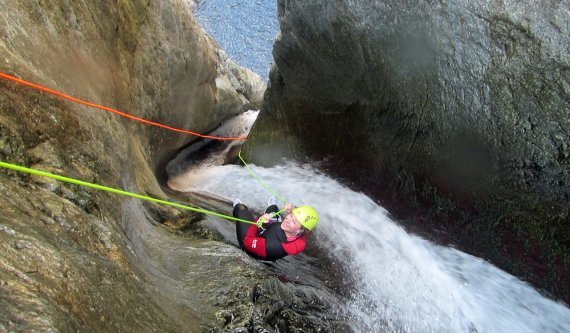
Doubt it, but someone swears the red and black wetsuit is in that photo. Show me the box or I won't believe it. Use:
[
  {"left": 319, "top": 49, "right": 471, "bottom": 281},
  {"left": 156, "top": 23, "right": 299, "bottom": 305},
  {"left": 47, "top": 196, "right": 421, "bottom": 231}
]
[{"left": 233, "top": 203, "right": 306, "bottom": 261}]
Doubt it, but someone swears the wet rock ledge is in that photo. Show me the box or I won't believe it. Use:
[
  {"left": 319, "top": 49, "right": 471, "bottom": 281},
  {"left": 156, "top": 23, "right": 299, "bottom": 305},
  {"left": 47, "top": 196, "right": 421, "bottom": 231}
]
[{"left": 0, "top": 1, "right": 338, "bottom": 332}]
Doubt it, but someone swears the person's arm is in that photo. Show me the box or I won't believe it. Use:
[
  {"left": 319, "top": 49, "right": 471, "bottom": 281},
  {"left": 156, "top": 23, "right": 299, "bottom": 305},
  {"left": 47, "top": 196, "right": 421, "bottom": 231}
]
[
  {"left": 278, "top": 203, "right": 294, "bottom": 220},
  {"left": 258, "top": 213, "right": 274, "bottom": 224},
  {"left": 284, "top": 203, "right": 294, "bottom": 213},
  {"left": 242, "top": 224, "right": 267, "bottom": 258},
  {"left": 281, "top": 237, "right": 306, "bottom": 255}
]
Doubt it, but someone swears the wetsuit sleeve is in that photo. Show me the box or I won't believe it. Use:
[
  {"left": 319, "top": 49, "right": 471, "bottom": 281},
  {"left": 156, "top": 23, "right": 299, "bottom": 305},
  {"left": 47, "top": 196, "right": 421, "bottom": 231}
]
[
  {"left": 281, "top": 237, "right": 306, "bottom": 255},
  {"left": 242, "top": 224, "right": 267, "bottom": 258}
]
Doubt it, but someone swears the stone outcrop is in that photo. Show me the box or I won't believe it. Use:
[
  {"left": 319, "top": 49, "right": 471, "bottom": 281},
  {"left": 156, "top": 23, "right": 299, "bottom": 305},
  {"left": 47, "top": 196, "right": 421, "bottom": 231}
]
[
  {"left": 215, "top": 50, "right": 266, "bottom": 117},
  {"left": 244, "top": 0, "right": 569, "bottom": 300},
  {"left": 0, "top": 1, "right": 325, "bottom": 332}
]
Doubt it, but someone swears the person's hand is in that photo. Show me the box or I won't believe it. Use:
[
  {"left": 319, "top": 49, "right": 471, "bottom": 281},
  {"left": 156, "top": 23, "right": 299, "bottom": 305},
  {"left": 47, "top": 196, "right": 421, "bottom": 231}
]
[
  {"left": 284, "top": 203, "right": 294, "bottom": 214},
  {"left": 256, "top": 213, "right": 272, "bottom": 228}
]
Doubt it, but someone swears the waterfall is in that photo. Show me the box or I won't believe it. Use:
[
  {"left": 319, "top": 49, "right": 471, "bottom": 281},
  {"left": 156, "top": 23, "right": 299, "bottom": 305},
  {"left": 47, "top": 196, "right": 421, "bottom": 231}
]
[{"left": 169, "top": 153, "right": 570, "bottom": 332}]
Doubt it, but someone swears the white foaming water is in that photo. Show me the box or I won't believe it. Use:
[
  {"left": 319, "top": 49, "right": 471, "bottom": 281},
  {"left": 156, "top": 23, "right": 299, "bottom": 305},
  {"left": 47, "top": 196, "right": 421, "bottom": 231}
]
[{"left": 172, "top": 161, "right": 570, "bottom": 333}]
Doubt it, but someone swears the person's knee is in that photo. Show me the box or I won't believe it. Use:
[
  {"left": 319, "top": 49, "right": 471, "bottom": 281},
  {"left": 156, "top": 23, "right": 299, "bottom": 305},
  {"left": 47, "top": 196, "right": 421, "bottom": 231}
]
[
  {"left": 265, "top": 204, "right": 279, "bottom": 214},
  {"left": 233, "top": 203, "right": 246, "bottom": 216}
]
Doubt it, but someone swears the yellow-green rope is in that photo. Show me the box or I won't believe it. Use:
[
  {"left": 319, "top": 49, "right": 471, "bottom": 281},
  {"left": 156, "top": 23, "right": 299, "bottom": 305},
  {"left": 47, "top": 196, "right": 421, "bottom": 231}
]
[
  {"left": 237, "top": 150, "right": 287, "bottom": 203},
  {"left": 0, "top": 161, "right": 256, "bottom": 224}
]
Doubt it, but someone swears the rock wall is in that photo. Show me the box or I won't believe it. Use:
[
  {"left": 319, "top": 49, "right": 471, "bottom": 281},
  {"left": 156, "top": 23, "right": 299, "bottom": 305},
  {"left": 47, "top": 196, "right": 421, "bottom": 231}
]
[
  {"left": 244, "top": 0, "right": 569, "bottom": 300},
  {"left": 0, "top": 0, "right": 266, "bottom": 331}
]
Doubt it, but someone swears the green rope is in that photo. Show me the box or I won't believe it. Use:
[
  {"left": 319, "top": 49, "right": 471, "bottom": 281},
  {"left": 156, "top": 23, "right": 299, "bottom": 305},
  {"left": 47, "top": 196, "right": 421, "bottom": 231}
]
[
  {"left": 238, "top": 150, "right": 287, "bottom": 204},
  {"left": 0, "top": 161, "right": 256, "bottom": 225}
]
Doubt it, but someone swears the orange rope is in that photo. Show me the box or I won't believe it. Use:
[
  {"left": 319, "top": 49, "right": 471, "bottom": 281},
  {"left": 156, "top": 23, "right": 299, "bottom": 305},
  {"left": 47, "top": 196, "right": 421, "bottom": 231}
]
[{"left": 0, "top": 71, "right": 246, "bottom": 141}]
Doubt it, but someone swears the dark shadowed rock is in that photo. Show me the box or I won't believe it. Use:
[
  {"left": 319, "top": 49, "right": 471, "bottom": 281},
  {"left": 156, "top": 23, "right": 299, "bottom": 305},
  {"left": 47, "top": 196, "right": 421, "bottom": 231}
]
[{"left": 244, "top": 0, "right": 569, "bottom": 300}]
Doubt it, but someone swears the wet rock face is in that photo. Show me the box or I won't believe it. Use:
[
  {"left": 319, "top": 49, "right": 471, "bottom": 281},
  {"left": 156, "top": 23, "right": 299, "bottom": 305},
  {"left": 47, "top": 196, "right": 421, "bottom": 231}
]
[
  {"left": 246, "top": 0, "right": 569, "bottom": 299},
  {"left": 215, "top": 50, "right": 266, "bottom": 116},
  {"left": 0, "top": 0, "right": 266, "bottom": 331}
]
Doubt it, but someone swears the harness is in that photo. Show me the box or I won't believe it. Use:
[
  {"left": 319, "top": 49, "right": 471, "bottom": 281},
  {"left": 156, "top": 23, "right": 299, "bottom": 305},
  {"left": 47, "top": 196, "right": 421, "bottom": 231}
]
[{"left": 259, "top": 222, "right": 288, "bottom": 261}]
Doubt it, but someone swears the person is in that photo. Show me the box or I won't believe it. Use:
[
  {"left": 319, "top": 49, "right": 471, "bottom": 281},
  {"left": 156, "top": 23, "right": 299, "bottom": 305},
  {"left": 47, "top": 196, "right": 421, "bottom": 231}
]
[{"left": 232, "top": 197, "right": 318, "bottom": 261}]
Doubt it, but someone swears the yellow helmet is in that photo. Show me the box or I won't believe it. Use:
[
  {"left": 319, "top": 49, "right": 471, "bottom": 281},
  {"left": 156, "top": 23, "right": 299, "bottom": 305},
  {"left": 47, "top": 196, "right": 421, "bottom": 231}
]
[{"left": 292, "top": 206, "right": 319, "bottom": 230}]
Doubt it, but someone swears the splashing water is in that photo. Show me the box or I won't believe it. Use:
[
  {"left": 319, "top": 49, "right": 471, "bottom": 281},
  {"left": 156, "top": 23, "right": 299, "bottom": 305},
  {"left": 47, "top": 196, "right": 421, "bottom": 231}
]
[{"left": 170, "top": 160, "right": 570, "bottom": 333}]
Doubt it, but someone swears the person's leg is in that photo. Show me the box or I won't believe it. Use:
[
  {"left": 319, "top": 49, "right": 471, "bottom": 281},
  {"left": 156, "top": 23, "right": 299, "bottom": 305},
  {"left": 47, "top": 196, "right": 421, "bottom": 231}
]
[
  {"left": 264, "top": 197, "right": 281, "bottom": 221},
  {"left": 233, "top": 203, "right": 254, "bottom": 248}
]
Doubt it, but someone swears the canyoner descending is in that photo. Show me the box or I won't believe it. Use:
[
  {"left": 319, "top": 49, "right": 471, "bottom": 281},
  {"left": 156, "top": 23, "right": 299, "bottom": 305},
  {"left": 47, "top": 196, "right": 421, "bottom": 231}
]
[
  {"left": 232, "top": 150, "right": 320, "bottom": 261},
  {"left": 233, "top": 198, "right": 319, "bottom": 261}
]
